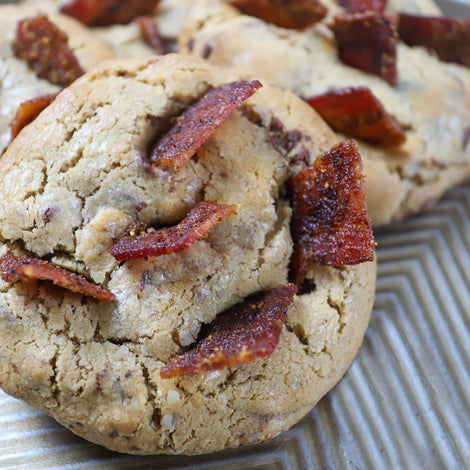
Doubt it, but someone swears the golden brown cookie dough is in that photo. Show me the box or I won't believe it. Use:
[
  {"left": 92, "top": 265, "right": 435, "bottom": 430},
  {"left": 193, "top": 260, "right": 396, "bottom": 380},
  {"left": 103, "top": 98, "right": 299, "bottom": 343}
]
[
  {"left": 0, "top": 4, "right": 115, "bottom": 154},
  {"left": 385, "top": 0, "right": 442, "bottom": 15},
  {"left": 0, "top": 54, "right": 376, "bottom": 455},
  {"left": 181, "top": 0, "right": 470, "bottom": 226}
]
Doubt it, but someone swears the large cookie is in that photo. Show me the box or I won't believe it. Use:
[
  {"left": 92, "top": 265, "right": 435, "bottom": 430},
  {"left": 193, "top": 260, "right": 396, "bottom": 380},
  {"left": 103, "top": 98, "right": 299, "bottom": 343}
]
[
  {"left": 0, "top": 4, "right": 115, "bottom": 154},
  {"left": 0, "top": 54, "right": 376, "bottom": 455},
  {"left": 181, "top": 0, "right": 470, "bottom": 226}
]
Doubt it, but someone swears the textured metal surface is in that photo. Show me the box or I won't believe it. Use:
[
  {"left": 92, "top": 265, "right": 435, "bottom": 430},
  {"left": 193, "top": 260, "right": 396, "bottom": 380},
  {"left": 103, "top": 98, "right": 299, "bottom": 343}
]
[{"left": 1, "top": 0, "right": 470, "bottom": 469}]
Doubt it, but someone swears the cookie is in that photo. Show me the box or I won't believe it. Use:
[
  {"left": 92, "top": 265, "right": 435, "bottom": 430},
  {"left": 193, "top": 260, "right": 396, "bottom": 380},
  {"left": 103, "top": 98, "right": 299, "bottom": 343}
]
[
  {"left": 181, "top": 0, "right": 470, "bottom": 226},
  {"left": 0, "top": 54, "right": 376, "bottom": 455},
  {"left": 0, "top": 4, "right": 115, "bottom": 155},
  {"left": 386, "top": 0, "right": 442, "bottom": 15},
  {"left": 22, "top": 0, "right": 194, "bottom": 58}
]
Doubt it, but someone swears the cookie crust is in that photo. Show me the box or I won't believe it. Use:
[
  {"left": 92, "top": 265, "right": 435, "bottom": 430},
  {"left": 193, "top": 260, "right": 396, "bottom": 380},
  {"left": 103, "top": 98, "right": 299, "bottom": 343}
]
[{"left": 0, "top": 55, "right": 376, "bottom": 455}]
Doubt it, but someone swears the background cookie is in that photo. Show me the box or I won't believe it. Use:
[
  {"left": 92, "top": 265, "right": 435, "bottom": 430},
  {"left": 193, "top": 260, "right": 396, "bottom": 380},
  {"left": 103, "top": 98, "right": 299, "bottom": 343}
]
[
  {"left": 0, "top": 4, "right": 115, "bottom": 154},
  {"left": 22, "top": 0, "right": 194, "bottom": 58},
  {"left": 181, "top": 0, "right": 470, "bottom": 226},
  {"left": 0, "top": 54, "right": 376, "bottom": 455},
  {"left": 386, "top": 0, "right": 442, "bottom": 14}
]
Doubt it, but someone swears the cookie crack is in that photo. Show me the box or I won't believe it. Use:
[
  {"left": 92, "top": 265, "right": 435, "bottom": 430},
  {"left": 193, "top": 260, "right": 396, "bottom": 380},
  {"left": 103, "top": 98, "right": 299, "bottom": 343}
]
[
  {"left": 327, "top": 295, "right": 346, "bottom": 335},
  {"left": 49, "top": 349, "right": 60, "bottom": 403},
  {"left": 139, "top": 360, "right": 155, "bottom": 410},
  {"left": 284, "top": 322, "right": 309, "bottom": 347}
]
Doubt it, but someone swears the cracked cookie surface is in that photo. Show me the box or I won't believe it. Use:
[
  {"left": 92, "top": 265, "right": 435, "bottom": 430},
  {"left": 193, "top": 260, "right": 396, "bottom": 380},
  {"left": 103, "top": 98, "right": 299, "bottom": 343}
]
[
  {"left": 0, "top": 54, "right": 376, "bottom": 455},
  {"left": 0, "top": 4, "right": 115, "bottom": 155},
  {"left": 181, "top": 0, "right": 470, "bottom": 225}
]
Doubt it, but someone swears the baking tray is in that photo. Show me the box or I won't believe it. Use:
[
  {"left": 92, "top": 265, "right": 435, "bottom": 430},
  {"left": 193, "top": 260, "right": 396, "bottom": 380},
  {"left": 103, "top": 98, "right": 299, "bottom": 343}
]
[{"left": 1, "top": 1, "right": 470, "bottom": 468}]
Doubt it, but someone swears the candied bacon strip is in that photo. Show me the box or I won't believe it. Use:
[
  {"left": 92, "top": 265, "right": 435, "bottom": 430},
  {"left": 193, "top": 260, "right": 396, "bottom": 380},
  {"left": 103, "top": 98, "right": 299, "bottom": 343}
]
[
  {"left": 307, "top": 87, "right": 406, "bottom": 146},
  {"left": 14, "top": 15, "right": 84, "bottom": 87},
  {"left": 289, "top": 140, "right": 374, "bottom": 287},
  {"left": 398, "top": 14, "right": 470, "bottom": 68},
  {"left": 332, "top": 12, "right": 398, "bottom": 87},
  {"left": 339, "top": 0, "right": 387, "bottom": 13},
  {"left": 60, "top": 0, "right": 160, "bottom": 26},
  {"left": 135, "top": 16, "right": 165, "bottom": 55},
  {"left": 150, "top": 80, "right": 262, "bottom": 171},
  {"left": 160, "top": 284, "right": 297, "bottom": 378},
  {"left": 230, "top": 0, "right": 327, "bottom": 29},
  {"left": 60, "top": 0, "right": 105, "bottom": 25},
  {"left": 11, "top": 93, "right": 58, "bottom": 140},
  {"left": 0, "top": 254, "right": 115, "bottom": 301},
  {"left": 110, "top": 201, "right": 238, "bottom": 261}
]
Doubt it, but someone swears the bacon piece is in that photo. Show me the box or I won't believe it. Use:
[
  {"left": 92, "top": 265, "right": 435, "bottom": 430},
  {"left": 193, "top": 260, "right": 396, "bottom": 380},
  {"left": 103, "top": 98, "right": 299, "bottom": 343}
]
[
  {"left": 110, "top": 201, "right": 238, "bottom": 261},
  {"left": 289, "top": 140, "right": 374, "bottom": 287},
  {"left": 160, "top": 284, "right": 297, "bottom": 378},
  {"left": 230, "top": 0, "right": 327, "bottom": 29},
  {"left": 11, "top": 93, "right": 58, "bottom": 140},
  {"left": 150, "top": 80, "right": 262, "bottom": 171},
  {"left": 14, "top": 15, "right": 84, "bottom": 87},
  {"left": 398, "top": 14, "right": 470, "bottom": 68},
  {"left": 135, "top": 16, "right": 165, "bottom": 55},
  {"left": 59, "top": 0, "right": 103, "bottom": 25},
  {"left": 340, "top": 0, "right": 387, "bottom": 13},
  {"left": 332, "top": 12, "right": 398, "bottom": 86},
  {"left": 60, "top": 0, "right": 160, "bottom": 26},
  {"left": 307, "top": 87, "right": 406, "bottom": 146},
  {"left": 0, "top": 254, "right": 115, "bottom": 301},
  {"left": 123, "top": 220, "right": 151, "bottom": 237}
]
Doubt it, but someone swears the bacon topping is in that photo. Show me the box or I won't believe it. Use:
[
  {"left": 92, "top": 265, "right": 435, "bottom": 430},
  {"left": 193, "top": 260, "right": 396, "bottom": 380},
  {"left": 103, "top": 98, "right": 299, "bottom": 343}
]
[
  {"left": 230, "top": 0, "right": 327, "bottom": 29},
  {"left": 11, "top": 93, "right": 58, "bottom": 140},
  {"left": 14, "top": 15, "right": 84, "bottom": 87},
  {"left": 307, "top": 86, "right": 406, "bottom": 146},
  {"left": 339, "top": 0, "right": 387, "bottom": 13},
  {"left": 289, "top": 140, "right": 374, "bottom": 287},
  {"left": 60, "top": 0, "right": 160, "bottom": 26},
  {"left": 332, "top": 12, "right": 398, "bottom": 86},
  {"left": 150, "top": 80, "right": 262, "bottom": 171},
  {"left": 110, "top": 201, "right": 238, "bottom": 261},
  {"left": 398, "top": 14, "right": 470, "bottom": 68},
  {"left": 135, "top": 16, "right": 165, "bottom": 55},
  {"left": 0, "top": 254, "right": 115, "bottom": 301},
  {"left": 160, "top": 284, "right": 297, "bottom": 378},
  {"left": 59, "top": 0, "right": 102, "bottom": 25}
]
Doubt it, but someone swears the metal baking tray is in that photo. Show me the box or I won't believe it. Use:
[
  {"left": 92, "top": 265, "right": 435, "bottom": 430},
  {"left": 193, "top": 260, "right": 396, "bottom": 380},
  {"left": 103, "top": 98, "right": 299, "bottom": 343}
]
[{"left": 0, "top": 0, "right": 469, "bottom": 468}]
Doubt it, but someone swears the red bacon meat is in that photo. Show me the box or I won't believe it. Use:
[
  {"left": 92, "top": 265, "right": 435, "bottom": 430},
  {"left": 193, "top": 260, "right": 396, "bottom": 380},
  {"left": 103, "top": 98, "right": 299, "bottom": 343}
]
[
  {"left": 60, "top": 0, "right": 160, "bottom": 26},
  {"left": 230, "top": 0, "right": 327, "bottom": 29},
  {"left": 135, "top": 16, "right": 165, "bottom": 55},
  {"left": 110, "top": 201, "right": 238, "bottom": 261},
  {"left": 289, "top": 140, "right": 374, "bottom": 287},
  {"left": 0, "top": 254, "right": 115, "bottom": 301},
  {"left": 307, "top": 86, "right": 406, "bottom": 146},
  {"left": 11, "top": 93, "right": 58, "bottom": 140},
  {"left": 340, "top": 0, "right": 387, "bottom": 13},
  {"left": 332, "top": 12, "right": 398, "bottom": 86},
  {"left": 398, "top": 14, "right": 470, "bottom": 67},
  {"left": 14, "top": 15, "right": 84, "bottom": 87},
  {"left": 160, "top": 284, "right": 297, "bottom": 379},
  {"left": 150, "top": 80, "right": 262, "bottom": 171}
]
